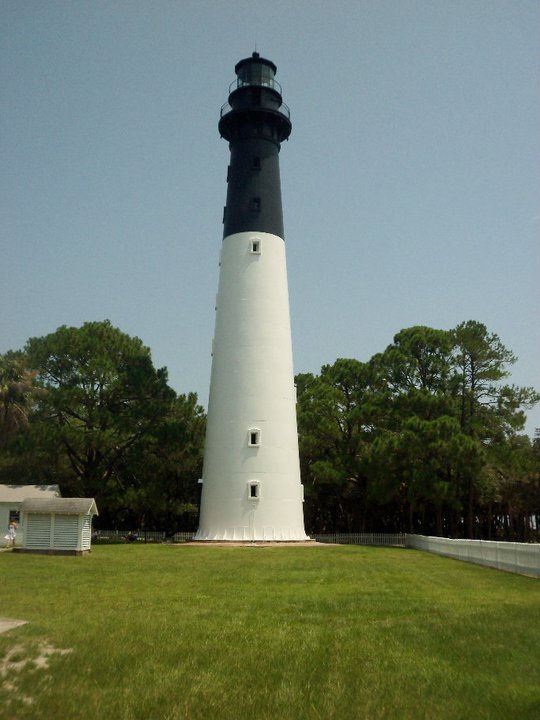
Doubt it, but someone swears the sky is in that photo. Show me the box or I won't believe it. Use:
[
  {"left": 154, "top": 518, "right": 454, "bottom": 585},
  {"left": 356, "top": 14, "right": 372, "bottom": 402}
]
[{"left": 2, "top": 0, "right": 539, "bottom": 434}]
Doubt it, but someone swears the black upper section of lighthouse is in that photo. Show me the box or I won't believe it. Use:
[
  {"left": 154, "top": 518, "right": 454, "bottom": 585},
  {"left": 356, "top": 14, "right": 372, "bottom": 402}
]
[{"left": 220, "top": 53, "right": 291, "bottom": 239}]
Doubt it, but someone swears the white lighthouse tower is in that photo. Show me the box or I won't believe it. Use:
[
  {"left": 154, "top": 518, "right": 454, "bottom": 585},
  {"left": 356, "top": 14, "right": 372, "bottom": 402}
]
[{"left": 195, "top": 53, "right": 308, "bottom": 542}]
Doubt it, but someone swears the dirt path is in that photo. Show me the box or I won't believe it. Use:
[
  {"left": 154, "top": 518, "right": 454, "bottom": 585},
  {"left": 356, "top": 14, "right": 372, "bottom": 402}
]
[{"left": 0, "top": 618, "right": 27, "bottom": 635}]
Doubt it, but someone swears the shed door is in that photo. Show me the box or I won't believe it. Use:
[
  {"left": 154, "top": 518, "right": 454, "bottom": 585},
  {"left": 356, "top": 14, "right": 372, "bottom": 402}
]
[
  {"left": 26, "top": 515, "right": 51, "bottom": 549},
  {"left": 53, "top": 515, "right": 79, "bottom": 549}
]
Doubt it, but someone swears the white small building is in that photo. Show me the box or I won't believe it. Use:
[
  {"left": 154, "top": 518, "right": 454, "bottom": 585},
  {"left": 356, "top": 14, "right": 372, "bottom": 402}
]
[
  {"left": 0, "top": 484, "right": 60, "bottom": 547},
  {"left": 18, "top": 497, "right": 98, "bottom": 555}
]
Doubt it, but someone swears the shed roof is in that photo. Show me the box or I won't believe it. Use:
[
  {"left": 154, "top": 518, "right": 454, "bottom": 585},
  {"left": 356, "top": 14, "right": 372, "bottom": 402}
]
[
  {"left": 21, "top": 497, "right": 98, "bottom": 516},
  {"left": 0, "top": 484, "right": 61, "bottom": 503}
]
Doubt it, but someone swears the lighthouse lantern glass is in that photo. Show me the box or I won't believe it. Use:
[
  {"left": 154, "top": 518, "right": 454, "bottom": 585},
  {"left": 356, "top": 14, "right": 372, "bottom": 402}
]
[
  {"left": 232, "top": 57, "right": 282, "bottom": 94},
  {"left": 239, "top": 61, "right": 273, "bottom": 86}
]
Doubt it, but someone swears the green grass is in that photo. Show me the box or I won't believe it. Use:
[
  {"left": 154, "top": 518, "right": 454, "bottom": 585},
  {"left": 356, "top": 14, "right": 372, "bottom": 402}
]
[{"left": 1, "top": 544, "right": 539, "bottom": 720}]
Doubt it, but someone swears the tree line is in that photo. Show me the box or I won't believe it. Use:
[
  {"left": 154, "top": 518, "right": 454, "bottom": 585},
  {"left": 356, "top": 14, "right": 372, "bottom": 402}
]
[
  {"left": 297, "top": 322, "right": 539, "bottom": 540},
  {"left": 0, "top": 321, "right": 205, "bottom": 534},
  {"left": 0, "top": 320, "right": 538, "bottom": 540}
]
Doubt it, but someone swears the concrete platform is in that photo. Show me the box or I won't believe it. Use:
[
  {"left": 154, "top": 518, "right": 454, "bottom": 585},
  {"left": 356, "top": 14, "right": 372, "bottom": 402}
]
[{"left": 186, "top": 540, "right": 321, "bottom": 547}]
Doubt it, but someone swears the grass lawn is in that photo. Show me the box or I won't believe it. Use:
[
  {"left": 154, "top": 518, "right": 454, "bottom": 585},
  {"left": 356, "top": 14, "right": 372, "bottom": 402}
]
[{"left": 0, "top": 544, "right": 539, "bottom": 720}]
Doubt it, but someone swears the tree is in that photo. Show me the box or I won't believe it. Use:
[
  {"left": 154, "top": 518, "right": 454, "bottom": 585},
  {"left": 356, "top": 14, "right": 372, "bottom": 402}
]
[
  {"left": 297, "top": 323, "right": 539, "bottom": 538},
  {"left": 112, "top": 392, "right": 206, "bottom": 534},
  {"left": 0, "top": 351, "right": 49, "bottom": 485},
  {"left": 480, "top": 434, "right": 540, "bottom": 541},
  {"left": 369, "top": 327, "right": 474, "bottom": 535},
  {"left": 0, "top": 322, "right": 208, "bottom": 530},
  {"left": 452, "top": 321, "right": 539, "bottom": 536},
  {"left": 24, "top": 320, "right": 177, "bottom": 502},
  {"left": 0, "top": 351, "right": 41, "bottom": 448},
  {"left": 296, "top": 359, "right": 381, "bottom": 532},
  {"left": 372, "top": 326, "right": 455, "bottom": 397}
]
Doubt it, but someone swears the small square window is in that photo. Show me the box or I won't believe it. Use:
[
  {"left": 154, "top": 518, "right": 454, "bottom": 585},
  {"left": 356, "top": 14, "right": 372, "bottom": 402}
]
[
  {"left": 248, "top": 428, "right": 261, "bottom": 447},
  {"left": 248, "top": 481, "right": 260, "bottom": 500},
  {"left": 253, "top": 156, "right": 261, "bottom": 170},
  {"left": 250, "top": 239, "right": 261, "bottom": 254},
  {"left": 252, "top": 197, "right": 261, "bottom": 212}
]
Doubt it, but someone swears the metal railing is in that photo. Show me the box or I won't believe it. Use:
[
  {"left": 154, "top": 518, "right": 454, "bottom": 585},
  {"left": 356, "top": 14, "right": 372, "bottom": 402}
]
[{"left": 220, "top": 100, "right": 290, "bottom": 120}]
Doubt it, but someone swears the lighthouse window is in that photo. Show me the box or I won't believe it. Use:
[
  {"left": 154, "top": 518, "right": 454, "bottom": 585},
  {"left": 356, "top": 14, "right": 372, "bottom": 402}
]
[
  {"left": 252, "top": 197, "right": 261, "bottom": 212},
  {"left": 248, "top": 429, "right": 261, "bottom": 447},
  {"left": 248, "top": 482, "right": 260, "bottom": 499},
  {"left": 250, "top": 239, "right": 261, "bottom": 254},
  {"left": 253, "top": 156, "right": 261, "bottom": 170}
]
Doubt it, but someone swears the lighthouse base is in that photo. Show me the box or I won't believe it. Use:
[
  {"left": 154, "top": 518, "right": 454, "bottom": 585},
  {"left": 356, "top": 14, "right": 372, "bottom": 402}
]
[
  {"left": 189, "top": 540, "right": 316, "bottom": 547},
  {"left": 193, "top": 526, "right": 310, "bottom": 542}
]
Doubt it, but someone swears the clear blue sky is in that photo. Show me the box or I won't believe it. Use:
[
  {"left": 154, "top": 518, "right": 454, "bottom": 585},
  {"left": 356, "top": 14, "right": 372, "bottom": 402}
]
[{"left": 2, "top": 1, "right": 539, "bottom": 434}]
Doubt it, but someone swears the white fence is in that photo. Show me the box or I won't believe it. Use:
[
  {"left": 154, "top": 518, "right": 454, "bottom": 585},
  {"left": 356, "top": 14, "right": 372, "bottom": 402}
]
[
  {"left": 93, "top": 530, "right": 405, "bottom": 547},
  {"left": 94, "top": 530, "right": 193, "bottom": 543},
  {"left": 312, "top": 533, "right": 405, "bottom": 547},
  {"left": 406, "top": 534, "right": 540, "bottom": 578}
]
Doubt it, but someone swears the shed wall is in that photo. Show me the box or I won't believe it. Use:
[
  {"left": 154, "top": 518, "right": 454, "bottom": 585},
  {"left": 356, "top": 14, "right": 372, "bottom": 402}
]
[
  {"left": 81, "top": 516, "right": 92, "bottom": 550},
  {"left": 24, "top": 513, "right": 93, "bottom": 551}
]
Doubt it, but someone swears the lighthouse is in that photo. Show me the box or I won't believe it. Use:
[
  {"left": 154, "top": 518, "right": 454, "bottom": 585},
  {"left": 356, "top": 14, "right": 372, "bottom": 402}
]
[{"left": 195, "top": 53, "right": 308, "bottom": 541}]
